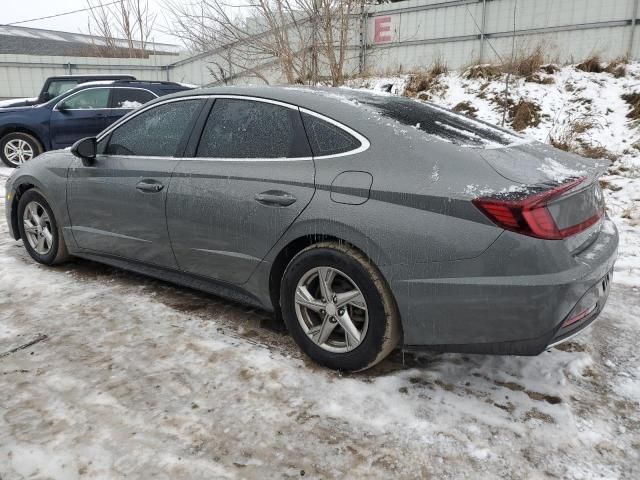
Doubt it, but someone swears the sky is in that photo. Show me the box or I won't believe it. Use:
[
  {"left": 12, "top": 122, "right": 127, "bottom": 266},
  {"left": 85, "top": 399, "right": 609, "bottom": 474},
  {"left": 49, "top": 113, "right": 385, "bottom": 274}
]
[{"left": 2, "top": 0, "right": 182, "bottom": 45}]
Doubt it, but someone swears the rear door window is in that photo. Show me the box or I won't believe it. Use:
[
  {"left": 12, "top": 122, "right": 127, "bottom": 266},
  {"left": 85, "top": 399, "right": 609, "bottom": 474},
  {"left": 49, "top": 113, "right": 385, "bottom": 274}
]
[
  {"left": 196, "top": 98, "right": 310, "bottom": 158},
  {"left": 101, "top": 99, "right": 201, "bottom": 156},
  {"left": 111, "top": 88, "right": 156, "bottom": 109}
]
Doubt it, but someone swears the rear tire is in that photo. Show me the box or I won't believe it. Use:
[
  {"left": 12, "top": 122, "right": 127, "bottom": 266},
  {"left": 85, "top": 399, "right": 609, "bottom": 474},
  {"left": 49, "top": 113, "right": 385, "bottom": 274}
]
[
  {"left": 280, "top": 241, "right": 401, "bottom": 371},
  {"left": 17, "top": 189, "right": 69, "bottom": 265},
  {"left": 0, "top": 132, "right": 43, "bottom": 168}
]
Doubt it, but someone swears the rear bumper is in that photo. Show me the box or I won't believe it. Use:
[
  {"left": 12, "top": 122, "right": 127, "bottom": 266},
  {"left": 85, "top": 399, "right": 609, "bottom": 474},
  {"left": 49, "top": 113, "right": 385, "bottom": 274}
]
[{"left": 384, "top": 218, "right": 618, "bottom": 355}]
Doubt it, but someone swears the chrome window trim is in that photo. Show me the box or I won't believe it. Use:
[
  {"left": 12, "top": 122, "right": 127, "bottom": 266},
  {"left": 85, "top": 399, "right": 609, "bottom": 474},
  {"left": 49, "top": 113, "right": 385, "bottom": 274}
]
[
  {"left": 298, "top": 107, "right": 370, "bottom": 159},
  {"left": 54, "top": 86, "right": 158, "bottom": 112},
  {"left": 96, "top": 94, "right": 371, "bottom": 160}
]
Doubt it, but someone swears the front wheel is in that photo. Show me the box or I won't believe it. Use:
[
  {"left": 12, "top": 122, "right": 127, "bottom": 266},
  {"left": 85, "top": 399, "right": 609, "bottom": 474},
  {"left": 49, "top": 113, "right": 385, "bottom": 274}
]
[
  {"left": 17, "top": 189, "right": 69, "bottom": 265},
  {"left": 280, "top": 242, "right": 401, "bottom": 371},
  {"left": 0, "top": 132, "right": 43, "bottom": 168}
]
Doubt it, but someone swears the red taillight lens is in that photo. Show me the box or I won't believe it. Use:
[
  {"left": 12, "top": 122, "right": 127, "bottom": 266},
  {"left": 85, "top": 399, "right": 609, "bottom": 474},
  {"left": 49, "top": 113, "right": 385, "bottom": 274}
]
[{"left": 473, "top": 177, "right": 602, "bottom": 240}]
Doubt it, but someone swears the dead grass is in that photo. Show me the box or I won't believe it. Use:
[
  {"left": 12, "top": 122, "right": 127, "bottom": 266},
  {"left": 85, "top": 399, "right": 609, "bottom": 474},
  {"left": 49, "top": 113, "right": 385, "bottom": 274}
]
[
  {"left": 576, "top": 54, "right": 605, "bottom": 73},
  {"left": 526, "top": 73, "right": 555, "bottom": 85},
  {"left": 549, "top": 115, "right": 617, "bottom": 160},
  {"left": 621, "top": 92, "right": 640, "bottom": 120},
  {"left": 428, "top": 57, "right": 448, "bottom": 77},
  {"left": 452, "top": 101, "right": 478, "bottom": 117},
  {"left": 541, "top": 64, "right": 560, "bottom": 75},
  {"left": 605, "top": 57, "right": 628, "bottom": 78},
  {"left": 506, "top": 46, "right": 546, "bottom": 78},
  {"left": 404, "top": 58, "right": 449, "bottom": 99},
  {"left": 580, "top": 145, "right": 617, "bottom": 160},
  {"left": 463, "top": 64, "right": 501, "bottom": 80},
  {"left": 509, "top": 99, "right": 541, "bottom": 131}
]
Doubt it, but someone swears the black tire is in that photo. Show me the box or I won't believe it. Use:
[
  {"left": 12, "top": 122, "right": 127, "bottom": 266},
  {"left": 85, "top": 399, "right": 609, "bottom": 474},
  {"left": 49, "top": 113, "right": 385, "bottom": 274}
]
[
  {"left": 0, "top": 132, "right": 43, "bottom": 168},
  {"left": 281, "top": 241, "right": 401, "bottom": 371},
  {"left": 17, "top": 189, "right": 69, "bottom": 265}
]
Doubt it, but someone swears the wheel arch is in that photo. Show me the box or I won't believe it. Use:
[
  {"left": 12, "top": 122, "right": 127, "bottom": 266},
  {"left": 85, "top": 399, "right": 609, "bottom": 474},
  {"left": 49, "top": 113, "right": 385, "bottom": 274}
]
[
  {"left": 9, "top": 182, "right": 38, "bottom": 240},
  {"left": 267, "top": 231, "right": 395, "bottom": 323},
  {"left": 0, "top": 125, "right": 46, "bottom": 152}
]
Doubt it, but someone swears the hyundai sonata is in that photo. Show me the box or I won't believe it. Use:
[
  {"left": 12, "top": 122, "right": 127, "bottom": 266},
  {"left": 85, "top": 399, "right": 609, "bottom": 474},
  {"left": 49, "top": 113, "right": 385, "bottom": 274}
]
[{"left": 4, "top": 87, "right": 618, "bottom": 371}]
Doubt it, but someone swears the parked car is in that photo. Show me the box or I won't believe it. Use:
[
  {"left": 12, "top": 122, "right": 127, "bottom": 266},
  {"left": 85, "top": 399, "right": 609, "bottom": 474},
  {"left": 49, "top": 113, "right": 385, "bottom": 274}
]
[
  {"left": 3, "top": 87, "right": 618, "bottom": 371},
  {"left": 0, "top": 74, "right": 136, "bottom": 109},
  {"left": 0, "top": 80, "right": 193, "bottom": 167}
]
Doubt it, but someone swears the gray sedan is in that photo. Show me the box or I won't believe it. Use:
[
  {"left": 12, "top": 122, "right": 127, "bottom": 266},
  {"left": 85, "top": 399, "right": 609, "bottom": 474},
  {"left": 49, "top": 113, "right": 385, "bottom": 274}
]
[{"left": 4, "top": 87, "right": 618, "bottom": 371}]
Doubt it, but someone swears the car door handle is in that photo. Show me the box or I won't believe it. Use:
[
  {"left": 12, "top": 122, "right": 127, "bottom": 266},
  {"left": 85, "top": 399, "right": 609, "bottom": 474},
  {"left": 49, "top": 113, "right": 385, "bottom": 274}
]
[
  {"left": 136, "top": 180, "right": 164, "bottom": 193},
  {"left": 254, "top": 190, "right": 297, "bottom": 206}
]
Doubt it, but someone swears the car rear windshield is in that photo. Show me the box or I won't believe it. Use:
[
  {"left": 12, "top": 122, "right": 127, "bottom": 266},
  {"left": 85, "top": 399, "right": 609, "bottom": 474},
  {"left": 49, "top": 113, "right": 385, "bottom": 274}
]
[{"left": 350, "top": 93, "right": 522, "bottom": 148}]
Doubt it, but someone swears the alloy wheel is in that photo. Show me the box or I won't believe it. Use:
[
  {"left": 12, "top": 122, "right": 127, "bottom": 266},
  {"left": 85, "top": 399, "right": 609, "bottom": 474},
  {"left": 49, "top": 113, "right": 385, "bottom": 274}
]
[
  {"left": 4, "top": 139, "right": 35, "bottom": 166},
  {"left": 294, "top": 266, "right": 369, "bottom": 353},
  {"left": 22, "top": 201, "right": 53, "bottom": 255}
]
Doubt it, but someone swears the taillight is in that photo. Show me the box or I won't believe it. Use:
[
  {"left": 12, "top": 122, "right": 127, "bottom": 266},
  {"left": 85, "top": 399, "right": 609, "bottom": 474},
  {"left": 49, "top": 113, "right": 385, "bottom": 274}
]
[{"left": 472, "top": 177, "right": 603, "bottom": 240}]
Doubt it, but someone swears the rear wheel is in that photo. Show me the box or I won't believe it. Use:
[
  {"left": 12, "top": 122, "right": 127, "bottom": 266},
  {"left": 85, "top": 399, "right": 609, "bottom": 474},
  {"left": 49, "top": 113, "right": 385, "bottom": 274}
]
[
  {"left": 17, "top": 189, "right": 69, "bottom": 265},
  {"left": 0, "top": 132, "right": 42, "bottom": 168},
  {"left": 281, "top": 242, "right": 401, "bottom": 371}
]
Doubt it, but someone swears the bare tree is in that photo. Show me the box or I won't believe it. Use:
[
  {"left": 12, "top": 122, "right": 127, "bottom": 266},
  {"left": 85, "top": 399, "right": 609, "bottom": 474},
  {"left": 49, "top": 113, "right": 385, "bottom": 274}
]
[
  {"left": 164, "top": 0, "right": 360, "bottom": 86},
  {"left": 86, "top": 0, "right": 157, "bottom": 58}
]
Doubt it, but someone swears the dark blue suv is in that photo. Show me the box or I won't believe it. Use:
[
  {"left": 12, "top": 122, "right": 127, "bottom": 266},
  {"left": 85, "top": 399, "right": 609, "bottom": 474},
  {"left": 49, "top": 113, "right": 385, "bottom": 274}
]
[{"left": 0, "top": 80, "right": 193, "bottom": 167}]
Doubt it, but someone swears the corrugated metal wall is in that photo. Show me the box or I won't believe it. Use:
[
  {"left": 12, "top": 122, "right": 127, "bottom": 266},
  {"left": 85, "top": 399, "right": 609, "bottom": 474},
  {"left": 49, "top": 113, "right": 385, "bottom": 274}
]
[{"left": 1, "top": 0, "right": 640, "bottom": 98}]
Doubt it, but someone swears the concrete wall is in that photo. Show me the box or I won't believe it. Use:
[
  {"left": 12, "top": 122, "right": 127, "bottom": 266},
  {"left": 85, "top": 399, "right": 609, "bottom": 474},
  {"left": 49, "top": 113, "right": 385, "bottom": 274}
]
[{"left": 2, "top": 0, "right": 640, "bottom": 97}]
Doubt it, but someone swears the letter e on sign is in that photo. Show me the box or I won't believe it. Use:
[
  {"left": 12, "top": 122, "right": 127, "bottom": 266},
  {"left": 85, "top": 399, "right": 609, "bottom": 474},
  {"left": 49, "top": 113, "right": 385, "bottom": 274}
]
[{"left": 374, "top": 16, "right": 392, "bottom": 44}]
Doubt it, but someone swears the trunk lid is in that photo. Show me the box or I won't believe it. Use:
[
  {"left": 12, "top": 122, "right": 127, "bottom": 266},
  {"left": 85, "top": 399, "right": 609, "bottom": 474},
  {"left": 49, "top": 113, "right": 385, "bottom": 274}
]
[{"left": 479, "top": 142, "right": 606, "bottom": 249}]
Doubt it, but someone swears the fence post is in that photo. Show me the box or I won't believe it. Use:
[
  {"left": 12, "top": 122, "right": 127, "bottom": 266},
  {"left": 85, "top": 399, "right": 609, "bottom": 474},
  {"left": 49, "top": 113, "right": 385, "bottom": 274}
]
[
  {"left": 630, "top": 0, "right": 639, "bottom": 59},
  {"left": 359, "top": 2, "right": 367, "bottom": 74},
  {"left": 479, "top": 0, "right": 487, "bottom": 63}
]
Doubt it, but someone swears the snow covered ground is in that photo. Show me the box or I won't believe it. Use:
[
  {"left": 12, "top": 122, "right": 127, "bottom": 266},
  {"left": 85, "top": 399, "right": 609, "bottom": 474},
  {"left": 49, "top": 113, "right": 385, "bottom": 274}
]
[{"left": 1, "top": 63, "right": 640, "bottom": 478}]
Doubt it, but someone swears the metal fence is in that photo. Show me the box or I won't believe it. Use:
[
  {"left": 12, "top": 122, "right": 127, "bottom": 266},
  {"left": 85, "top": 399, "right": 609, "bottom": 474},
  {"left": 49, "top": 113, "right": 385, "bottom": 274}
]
[{"left": 1, "top": 0, "right": 639, "bottom": 98}]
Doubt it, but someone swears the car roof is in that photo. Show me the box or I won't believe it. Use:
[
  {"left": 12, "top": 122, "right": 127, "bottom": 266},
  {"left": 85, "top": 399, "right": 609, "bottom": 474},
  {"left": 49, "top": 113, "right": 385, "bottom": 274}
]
[
  {"left": 163, "top": 85, "right": 521, "bottom": 149},
  {"left": 48, "top": 74, "right": 135, "bottom": 80},
  {"left": 165, "top": 86, "right": 380, "bottom": 126}
]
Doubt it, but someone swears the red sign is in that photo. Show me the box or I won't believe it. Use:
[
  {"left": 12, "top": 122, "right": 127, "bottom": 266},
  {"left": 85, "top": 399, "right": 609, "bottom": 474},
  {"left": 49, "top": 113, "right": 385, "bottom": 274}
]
[{"left": 373, "top": 16, "right": 392, "bottom": 44}]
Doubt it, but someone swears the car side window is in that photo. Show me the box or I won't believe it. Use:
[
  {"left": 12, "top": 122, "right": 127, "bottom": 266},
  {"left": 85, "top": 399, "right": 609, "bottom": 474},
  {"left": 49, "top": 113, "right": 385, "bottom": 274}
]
[
  {"left": 111, "top": 88, "right": 156, "bottom": 109},
  {"left": 197, "top": 99, "right": 299, "bottom": 158},
  {"left": 47, "top": 80, "right": 79, "bottom": 98},
  {"left": 102, "top": 99, "right": 201, "bottom": 156},
  {"left": 58, "top": 88, "right": 110, "bottom": 110},
  {"left": 301, "top": 112, "right": 361, "bottom": 156}
]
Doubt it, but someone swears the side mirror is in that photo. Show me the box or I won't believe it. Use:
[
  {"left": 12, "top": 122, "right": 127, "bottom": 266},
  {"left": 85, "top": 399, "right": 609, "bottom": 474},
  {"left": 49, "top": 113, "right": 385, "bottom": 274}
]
[
  {"left": 71, "top": 137, "right": 97, "bottom": 162},
  {"left": 41, "top": 92, "right": 51, "bottom": 102},
  {"left": 57, "top": 103, "right": 69, "bottom": 113}
]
